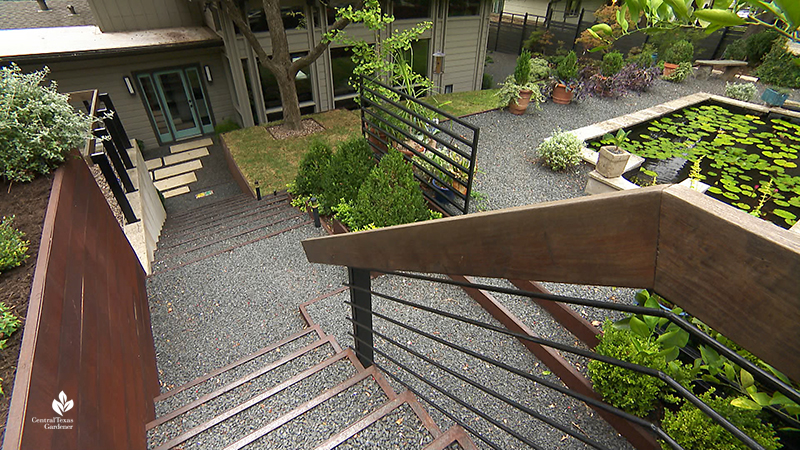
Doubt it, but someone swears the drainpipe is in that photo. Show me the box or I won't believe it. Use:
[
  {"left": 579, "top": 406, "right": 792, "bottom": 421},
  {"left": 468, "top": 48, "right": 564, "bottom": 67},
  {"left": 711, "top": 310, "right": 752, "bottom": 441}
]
[{"left": 36, "top": 0, "right": 50, "bottom": 11}]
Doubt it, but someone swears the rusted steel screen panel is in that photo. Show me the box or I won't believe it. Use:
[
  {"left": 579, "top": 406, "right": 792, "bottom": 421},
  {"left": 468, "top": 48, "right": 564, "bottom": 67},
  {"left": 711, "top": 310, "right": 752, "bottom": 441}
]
[
  {"left": 4, "top": 155, "right": 158, "bottom": 450},
  {"left": 656, "top": 186, "right": 800, "bottom": 382}
]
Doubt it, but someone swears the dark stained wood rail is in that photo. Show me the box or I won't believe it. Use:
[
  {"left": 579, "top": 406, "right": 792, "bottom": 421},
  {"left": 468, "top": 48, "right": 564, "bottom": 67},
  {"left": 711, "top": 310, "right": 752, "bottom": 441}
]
[
  {"left": 3, "top": 154, "right": 159, "bottom": 450},
  {"left": 302, "top": 185, "right": 800, "bottom": 382}
]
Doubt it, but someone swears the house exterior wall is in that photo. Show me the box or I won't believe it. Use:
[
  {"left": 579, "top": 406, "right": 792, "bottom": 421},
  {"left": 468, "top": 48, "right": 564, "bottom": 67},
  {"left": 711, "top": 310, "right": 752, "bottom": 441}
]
[
  {"left": 87, "top": 0, "right": 203, "bottom": 32},
  {"left": 19, "top": 47, "right": 235, "bottom": 149}
]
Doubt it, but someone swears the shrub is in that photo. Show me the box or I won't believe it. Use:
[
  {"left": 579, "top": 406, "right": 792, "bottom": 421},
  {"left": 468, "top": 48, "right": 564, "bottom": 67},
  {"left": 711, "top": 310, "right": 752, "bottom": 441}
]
[
  {"left": 522, "top": 29, "right": 553, "bottom": 54},
  {"left": 663, "top": 62, "right": 692, "bottom": 83},
  {"left": 662, "top": 40, "right": 694, "bottom": 65},
  {"left": 627, "top": 44, "right": 657, "bottom": 67},
  {"left": 588, "top": 320, "right": 667, "bottom": 417},
  {"left": 482, "top": 73, "right": 494, "bottom": 90},
  {"left": 529, "top": 58, "right": 551, "bottom": 82},
  {"left": 601, "top": 51, "right": 625, "bottom": 77},
  {"left": 615, "top": 63, "right": 660, "bottom": 93},
  {"left": 537, "top": 129, "right": 583, "bottom": 171},
  {"left": 0, "top": 302, "right": 22, "bottom": 350},
  {"left": 292, "top": 140, "right": 332, "bottom": 198},
  {"left": 0, "top": 64, "right": 93, "bottom": 182},
  {"left": 351, "top": 149, "right": 434, "bottom": 229},
  {"left": 755, "top": 39, "right": 800, "bottom": 88},
  {"left": 725, "top": 82, "right": 758, "bottom": 102},
  {"left": 723, "top": 39, "right": 748, "bottom": 61},
  {"left": 0, "top": 216, "right": 29, "bottom": 274},
  {"left": 320, "top": 136, "right": 375, "bottom": 214},
  {"left": 214, "top": 119, "right": 241, "bottom": 134},
  {"left": 556, "top": 51, "right": 578, "bottom": 81},
  {"left": 745, "top": 30, "right": 780, "bottom": 66},
  {"left": 660, "top": 389, "right": 781, "bottom": 450},
  {"left": 514, "top": 50, "right": 532, "bottom": 85}
]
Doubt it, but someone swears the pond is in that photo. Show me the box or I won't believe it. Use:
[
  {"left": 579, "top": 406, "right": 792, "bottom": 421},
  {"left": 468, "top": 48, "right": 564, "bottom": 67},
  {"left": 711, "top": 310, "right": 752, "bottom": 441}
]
[{"left": 588, "top": 102, "right": 800, "bottom": 229}]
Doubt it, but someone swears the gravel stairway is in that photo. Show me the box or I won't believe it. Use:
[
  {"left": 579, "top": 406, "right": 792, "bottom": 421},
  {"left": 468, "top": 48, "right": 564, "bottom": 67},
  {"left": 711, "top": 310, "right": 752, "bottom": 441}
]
[
  {"left": 147, "top": 194, "right": 474, "bottom": 449},
  {"left": 145, "top": 326, "right": 475, "bottom": 450},
  {"left": 152, "top": 192, "right": 311, "bottom": 275}
]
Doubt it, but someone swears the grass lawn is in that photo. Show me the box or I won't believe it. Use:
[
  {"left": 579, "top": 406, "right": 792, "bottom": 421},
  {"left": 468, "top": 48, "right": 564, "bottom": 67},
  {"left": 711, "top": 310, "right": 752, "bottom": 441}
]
[
  {"left": 224, "top": 90, "right": 498, "bottom": 191},
  {"left": 223, "top": 109, "right": 361, "bottom": 192},
  {"left": 424, "top": 89, "right": 499, "bottom": 119}
]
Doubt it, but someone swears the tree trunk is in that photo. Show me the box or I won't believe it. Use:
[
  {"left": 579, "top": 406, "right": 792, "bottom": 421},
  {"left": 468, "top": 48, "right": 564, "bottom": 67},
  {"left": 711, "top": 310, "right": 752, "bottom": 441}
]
[{"left": 274, "top": 66, "right": 302, "bottom": 129}]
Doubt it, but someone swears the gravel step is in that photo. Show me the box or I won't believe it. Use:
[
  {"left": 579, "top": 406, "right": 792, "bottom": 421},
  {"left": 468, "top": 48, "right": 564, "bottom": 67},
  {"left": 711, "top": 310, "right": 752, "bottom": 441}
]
[
  {"left": 160, "top": 351, "right": 366, "bottom": 450},
  {"left": 148, "top": 338, "right": 344, "bottom": 449},
  {"left": 167, "top": 193, "right": 252, "bottom": 222},
  {"left": 158, "top": 202, "right": 296, "bottom": 249},
  {"left": 235, "top": 368, "right": 392, "bottom": 450},
  {"left": 151, "top": 215, "right": 311, "bottom": 274},
  {"left": 155, "top": 207, "right": 303, "bottom": 260},
  {"left": 154, "top": 327, "right": 323, "bottom": 417},
  {"left": 335, "top": 400, "right": 434, "bottom": 449},
  {"left": 162, "top": 194, "right": 289, "bottom": 236}
]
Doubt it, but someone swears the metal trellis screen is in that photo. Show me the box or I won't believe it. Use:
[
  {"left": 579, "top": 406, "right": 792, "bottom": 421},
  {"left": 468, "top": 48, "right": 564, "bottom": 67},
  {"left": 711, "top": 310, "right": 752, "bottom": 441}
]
[{"left": 358, "top": 76, "right": 480, "bottom": 215}]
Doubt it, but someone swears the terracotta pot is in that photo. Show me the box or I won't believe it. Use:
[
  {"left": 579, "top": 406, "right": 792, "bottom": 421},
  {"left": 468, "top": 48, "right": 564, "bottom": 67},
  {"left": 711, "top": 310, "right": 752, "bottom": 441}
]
[
  {"left": 663, "top": 62, "right": 678, "bottom": 77},
  {"left": 508, "top": 89, "right": 533, "bottom": 115},
  {"left": 552, "top": 83, "right": 573, "bottom": 105},
  {"left": 367, "top": 126, "right": 388, "bottom": 155}
]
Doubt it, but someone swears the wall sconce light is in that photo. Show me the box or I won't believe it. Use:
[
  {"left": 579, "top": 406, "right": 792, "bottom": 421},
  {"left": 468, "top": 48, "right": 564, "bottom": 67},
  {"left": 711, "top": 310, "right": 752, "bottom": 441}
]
[
  {"left": 123, "top": 75, "right": 135, "bottom": 95},
  {"left": 204, "top": 65, "right": 213, "bottom": 83},
  {"left": 433, "top": 52, "right": 445, "bottom": 74}
]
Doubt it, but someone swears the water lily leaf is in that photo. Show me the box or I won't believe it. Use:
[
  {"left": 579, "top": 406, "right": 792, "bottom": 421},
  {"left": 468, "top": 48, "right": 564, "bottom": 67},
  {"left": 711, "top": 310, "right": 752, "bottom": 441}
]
[{"left": 773, "top": 209, "right": 797, "bottom": 220}]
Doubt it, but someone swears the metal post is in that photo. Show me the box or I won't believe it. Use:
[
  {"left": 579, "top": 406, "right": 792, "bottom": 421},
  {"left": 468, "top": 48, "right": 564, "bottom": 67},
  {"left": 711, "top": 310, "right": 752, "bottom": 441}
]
[
  {"left": 255, "top": 180, "right": 262, "bottom": 200},
  {"left": 91, "top": 152, "right": 138, "bottom": 224},
  {"left": 519, "top": 12, "right": 529, "bottom": 54},
  {"left": 494, "top": 12, "right": 501, "bottom": 51},
  {"left": 712, "top": 27, "right": 729, "bottom": 59},
  {"left": 94, "top": 128, "right": 135, "bottom": 193},
  {"left": 310, "top": 197, "right": 321, "bottom": 228},
  {"left": 572, "top": 8, "right": 585, "bottom": 50},
  {"left": 98, "top": 93, "right": 132, "bottom": 149},
  {"left": 349, "top": 267, "right": 373, "bottom": 368},
  {"left": 97, "top": 108, "right": 133, "bottom": 168}
]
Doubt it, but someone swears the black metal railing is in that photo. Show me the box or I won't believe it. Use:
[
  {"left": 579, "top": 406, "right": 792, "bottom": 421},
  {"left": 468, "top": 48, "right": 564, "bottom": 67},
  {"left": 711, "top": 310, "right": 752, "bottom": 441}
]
[
  {"left": 81, "top": 92, "right": 138, "bottom": 224},
  {"left": 358, "top": 76, "right": 480, "bottom": 215},
  {"left": 343, "top": 268, "right": 799, "bottom": 450}
]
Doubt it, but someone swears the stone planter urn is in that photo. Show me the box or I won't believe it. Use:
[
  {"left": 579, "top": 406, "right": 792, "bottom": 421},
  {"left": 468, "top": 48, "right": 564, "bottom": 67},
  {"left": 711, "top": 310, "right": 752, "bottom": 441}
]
[{"left": 596, "top": 145, "right": 631, "bottom": 178}]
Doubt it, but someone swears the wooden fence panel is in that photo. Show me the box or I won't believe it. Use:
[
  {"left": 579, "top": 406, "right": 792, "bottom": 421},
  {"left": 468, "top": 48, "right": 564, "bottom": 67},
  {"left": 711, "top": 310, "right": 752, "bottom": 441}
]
[{"left": 4, "top": 154, "right": 159, "bottom": 450}]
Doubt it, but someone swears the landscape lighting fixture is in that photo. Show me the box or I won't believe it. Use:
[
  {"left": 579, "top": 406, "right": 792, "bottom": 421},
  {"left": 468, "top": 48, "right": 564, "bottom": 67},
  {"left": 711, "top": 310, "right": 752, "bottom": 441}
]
[{"left": 123, "top": 76, "right": 135, "bottom": 95}]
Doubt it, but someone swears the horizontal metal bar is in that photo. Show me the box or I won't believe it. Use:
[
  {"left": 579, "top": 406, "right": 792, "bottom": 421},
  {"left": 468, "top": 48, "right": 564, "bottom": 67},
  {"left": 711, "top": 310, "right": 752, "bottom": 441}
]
[
  {"left": 372, "top": 271, "right": 800, "bottom": 405},
  {"left": 345, "top": 284, "right": 768, "bottom": 450},
  {"left": 345, "top": 315, "right": 610, "bottom": 450},
  {"left": 359, "top": 75, "right": 479, "bottom": 132},
  {"left": 349, "top": 333, "right": 546, "bottom": 450}
]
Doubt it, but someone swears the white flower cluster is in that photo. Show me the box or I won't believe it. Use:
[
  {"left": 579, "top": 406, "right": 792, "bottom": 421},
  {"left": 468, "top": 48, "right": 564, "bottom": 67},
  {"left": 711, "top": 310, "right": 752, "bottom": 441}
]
[{"left": 537, "top": 128, "right": 584, "bottom": 171}]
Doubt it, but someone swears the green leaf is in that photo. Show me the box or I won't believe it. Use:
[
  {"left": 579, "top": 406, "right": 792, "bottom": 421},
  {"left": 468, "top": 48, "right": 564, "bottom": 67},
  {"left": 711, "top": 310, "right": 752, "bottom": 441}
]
[
  {"left": 587, "top": 28, "right": 602, "bottom": 40},
  {"left": 740, "top": 369, "right": 755, "bottom": 389},
  {"left": 700, "top": 345, "right": 720, "bottom": 366},
  {"left": 769, "top": 392, "right": 798, "bottom": 407},
  {"left": 613, "top": 316, "right": 631, "bottom": 330},
  {"left": 630, "top": 316, "right": 650, "bottom": 338},
  {"left": 627, "top": 0, "right": 642, "bottom": 24},
  {"left": 657, "top": 346, "right": 680, "bottom": 362},
  {"left": 635, "top": 289, "right": 650, "bottom": 305},
  {"left": 694, "top": 9, "right": 746, "bottom": 26},
  {"left": 591, "top": 23, "right": 614, "bottom": 37},
  {"left": 750, "top": 391, "right": 772, "bottom": 406},
  {"left": 662, "top": 0, "right": 689, "bottom": 19},
  {"left": 617, "top": 5, "right": 630, "bottom": 33},
  {"left": 774, "top": 0, "right": 800, "bottom": 31},
  {"left": 713, "top": 0, "right": 734, "bottom": 8},
  {"left": 657, "top": 329, "right": 690, "bottom": 348},
  {"left": 731, "top": 397, "right": 762, "bottom": 410},
  {"left": 724, "top": 362, "right": 737, "bottom": 382}
]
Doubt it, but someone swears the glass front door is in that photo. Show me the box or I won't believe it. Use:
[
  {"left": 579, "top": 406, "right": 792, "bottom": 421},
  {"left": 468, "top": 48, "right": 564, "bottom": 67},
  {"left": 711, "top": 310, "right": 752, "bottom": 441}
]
[{"left": 138, "top": 67, "right": 214, "bottom": 143}]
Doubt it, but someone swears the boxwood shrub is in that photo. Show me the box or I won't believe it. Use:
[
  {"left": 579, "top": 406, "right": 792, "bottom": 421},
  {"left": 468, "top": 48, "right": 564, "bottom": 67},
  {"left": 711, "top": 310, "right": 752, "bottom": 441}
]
[
  {"left": 292, "top": 140, "right": 332, "bottom": 197},
  {"left": 320, "top": 136, "right": 375, "bottom": 214}
]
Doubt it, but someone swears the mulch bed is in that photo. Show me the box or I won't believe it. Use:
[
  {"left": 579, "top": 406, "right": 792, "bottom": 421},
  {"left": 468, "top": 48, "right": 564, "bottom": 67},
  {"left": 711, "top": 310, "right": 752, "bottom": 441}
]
[
  {"left": 0, "top": 175, "right": 53, "bottom": 436},
  {"left": 267, "top": 118, "right": 325, "bottom": 140}
]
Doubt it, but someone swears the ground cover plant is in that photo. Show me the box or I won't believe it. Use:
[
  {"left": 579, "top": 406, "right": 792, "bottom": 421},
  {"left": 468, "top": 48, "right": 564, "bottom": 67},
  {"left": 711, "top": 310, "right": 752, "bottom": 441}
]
[
  {"left": 0, "top": 216, "right": 28, "bottom": 273},
  {"left": 589, "top": 103, "right": 800, "bottom": 228},
  {"left": 537, "top": 129, "right": 583, "bottom": 171},
  {"left": 726, "top": 82, "right": 758, "bottom": 102}
]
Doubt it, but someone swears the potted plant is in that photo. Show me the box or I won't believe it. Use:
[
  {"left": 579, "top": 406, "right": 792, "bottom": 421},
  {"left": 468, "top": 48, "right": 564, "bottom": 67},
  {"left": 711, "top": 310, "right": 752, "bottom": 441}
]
[
  {"left": 497, "top": 50, "right": 544, "bottom": 115},
  {"left": 553, "top": 51, "right": 578, "bottom": 105},
  {"left": 661, "top": 40, "right": 694, "bottom": 77},
  {"left": 596, "top": 129, "right": 631, "bottom": 178},
  {"left": 761, "top": 86, "right": 791, "bottom": 107}
]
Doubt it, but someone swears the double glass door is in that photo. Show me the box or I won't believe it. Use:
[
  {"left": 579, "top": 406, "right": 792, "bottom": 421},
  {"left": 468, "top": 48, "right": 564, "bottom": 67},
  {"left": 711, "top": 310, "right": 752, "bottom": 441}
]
[{"left": 138, "top": 67, "right": 213, "bottom": 143}]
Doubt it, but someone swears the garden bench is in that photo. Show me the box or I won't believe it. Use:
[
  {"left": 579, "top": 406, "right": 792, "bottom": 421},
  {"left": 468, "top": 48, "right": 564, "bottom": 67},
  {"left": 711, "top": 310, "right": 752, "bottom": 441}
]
[{"left": 694, "top": 59, "right": 748, "bottom": 81}]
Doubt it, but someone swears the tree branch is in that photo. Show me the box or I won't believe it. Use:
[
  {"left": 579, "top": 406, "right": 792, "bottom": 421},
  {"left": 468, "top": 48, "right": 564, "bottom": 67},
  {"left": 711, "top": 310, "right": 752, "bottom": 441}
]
[
  {"left": 291, "top": 0, "right": 366, "bottom": 74},
  {"left": 218, "top": 0, "right": 277, "bottom": 73}
]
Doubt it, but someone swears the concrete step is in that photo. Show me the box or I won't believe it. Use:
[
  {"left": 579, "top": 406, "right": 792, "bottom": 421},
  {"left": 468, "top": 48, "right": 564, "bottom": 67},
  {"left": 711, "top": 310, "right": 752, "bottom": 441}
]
[{"left": 147, "top": 338, "right": 353, "bottom": 449}]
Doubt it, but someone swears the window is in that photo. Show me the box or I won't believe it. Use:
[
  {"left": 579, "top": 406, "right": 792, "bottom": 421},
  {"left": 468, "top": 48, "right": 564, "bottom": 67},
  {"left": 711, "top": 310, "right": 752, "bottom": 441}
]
[
  {"left": 393, "top": 0, "right": 431, "bottom": 19},
  {"left": 330, "top": 46, "right": 358, "bottom": 108},
  {"left": 448, "top": 0, "right": 481, "bottom": 16},
  {"left": 398, "top": 39, "right": 430, "bottom": 78},
  {"left": 244, "top": 2, "right": 306, "bottom": 33}
]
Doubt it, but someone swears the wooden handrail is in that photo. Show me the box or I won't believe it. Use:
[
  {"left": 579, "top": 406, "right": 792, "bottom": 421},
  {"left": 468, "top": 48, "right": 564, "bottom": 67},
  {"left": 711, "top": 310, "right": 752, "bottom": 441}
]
[{"left": 302, "top": 185, "right": 800, "bottom": 381}]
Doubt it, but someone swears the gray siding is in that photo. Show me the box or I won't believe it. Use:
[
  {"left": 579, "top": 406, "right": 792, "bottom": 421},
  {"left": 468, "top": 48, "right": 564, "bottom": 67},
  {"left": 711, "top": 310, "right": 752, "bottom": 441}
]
[
  {"left": 87, "top": 0, "right": 202, "bottom": 32},
  {"left": 20, "top": 48, "right": 235, "bottom": 150},
  {"left": 443, "top": 16, "right": 487, "bottom": 92}
]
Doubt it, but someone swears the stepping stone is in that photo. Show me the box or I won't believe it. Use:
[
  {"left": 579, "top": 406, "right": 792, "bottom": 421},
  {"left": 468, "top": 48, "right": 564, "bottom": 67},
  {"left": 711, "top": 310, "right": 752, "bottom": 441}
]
[
  {"left": 170, "top": 138, "right": 213, "bottom": 154},
  {"left": 154, "top": 172, "right": 197, "bottom": 191},
  {"left": 145, "top": 158, "right": 163, "bottom": 170},
  {"left": 162, "top": 186, "right": 190, "bottom": 199},
  {"left": 153, "top": 160, "right": 203, "bottom": 181},
  {"left": 163, "top": 147, "right": 209, "bottom": 166}
]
